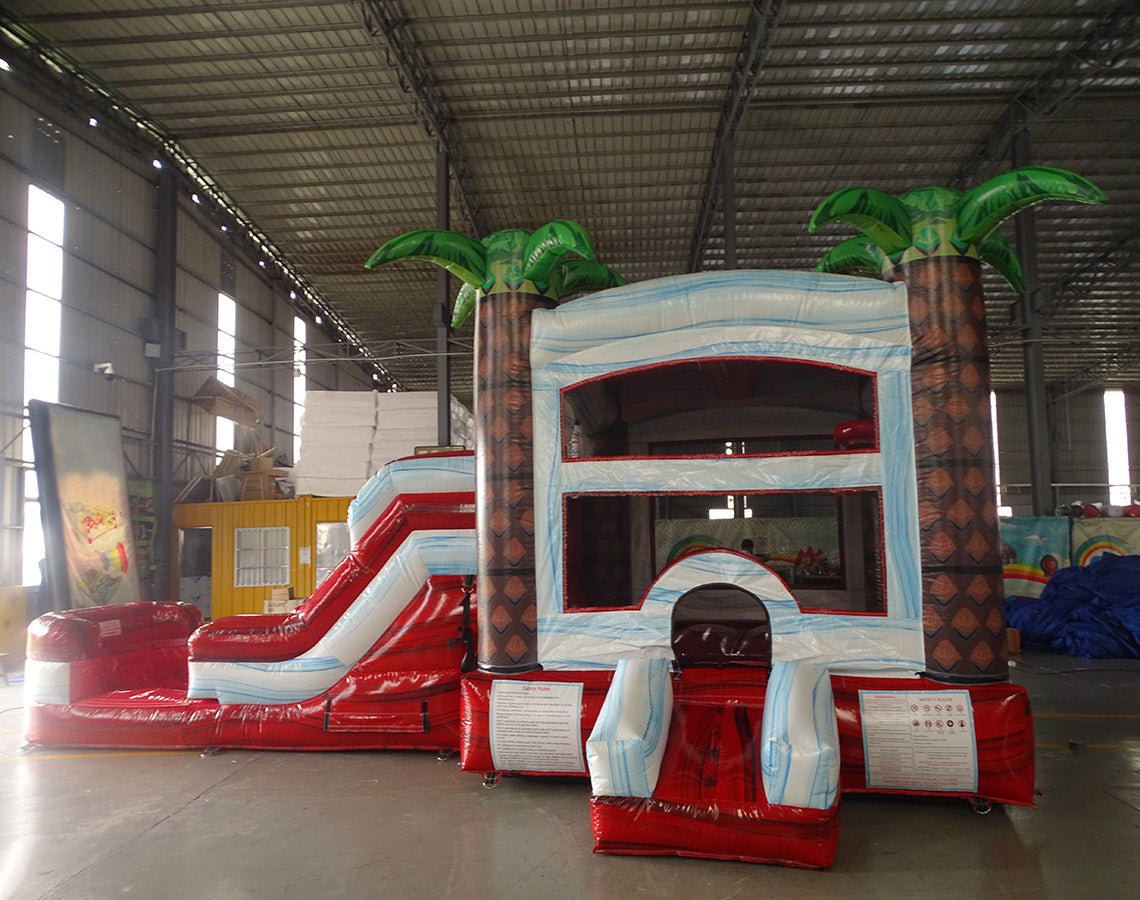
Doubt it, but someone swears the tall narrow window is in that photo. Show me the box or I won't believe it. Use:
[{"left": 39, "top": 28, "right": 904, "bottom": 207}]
[
  {"left": 990, "top": 392, "right": 1011, "bottom": 516},
  {"left": 1104, "top": 389, "right": 1133, "bottom": 506},
  {"left": 216, "top": 292, "right": 236, "bottom": 455},
  {"left": 23, "top": 185, "right": 65, "bottom": 584},
  {"left": 293, "top": 316, "right": 306, "bottom": 465}
]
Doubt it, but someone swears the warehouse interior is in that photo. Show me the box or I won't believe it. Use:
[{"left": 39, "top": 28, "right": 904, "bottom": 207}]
[{"left": 1, "top": 1, "right": 1139, "bottom": 895}]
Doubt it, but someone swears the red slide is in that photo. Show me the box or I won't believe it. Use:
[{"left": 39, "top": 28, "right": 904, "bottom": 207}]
[{"left": 24, "top": 487, "right": 477, "bottom": 751}]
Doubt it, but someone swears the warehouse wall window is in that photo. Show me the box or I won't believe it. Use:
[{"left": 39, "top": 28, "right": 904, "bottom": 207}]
[
  {"left": 22, "top": 184, "right": 65, "bottom": 585},
  {"left": 990, "top": 392, "right": 1011, "bottom": 516},
  {"left": 216, "top": 292, "right": 236, "bottom": 456},
  {"left": 1104, "top": 389, "right": 1133, "bottom": 506},
  {"left": 293, "top": 316, "right": 306, "bottom": 465}
]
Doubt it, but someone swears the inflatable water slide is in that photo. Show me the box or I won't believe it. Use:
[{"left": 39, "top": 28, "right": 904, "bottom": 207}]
[{"left": 24, "top": 454, "right": 476, "bottom": 750}]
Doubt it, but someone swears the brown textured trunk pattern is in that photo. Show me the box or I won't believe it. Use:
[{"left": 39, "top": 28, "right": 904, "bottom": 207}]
[
  {"left": 897, "top": 256, "right": 1007, "bottom": 682},
  {"left": 475, "top": 290, "right": 554, "bottom": 672}
]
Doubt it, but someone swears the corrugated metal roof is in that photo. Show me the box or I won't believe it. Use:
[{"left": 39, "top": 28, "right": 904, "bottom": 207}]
[{"left": 3, "top": 0, "right": 1138, "bottom": 400}]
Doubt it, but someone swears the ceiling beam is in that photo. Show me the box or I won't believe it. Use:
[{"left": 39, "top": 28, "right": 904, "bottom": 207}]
[
  {"left": 0, "top": 10, "right": 391, "bottom": 386},
  {"left": 51, "top": 20, "right": 360, "bottom": 48},
  {"left": 988, "top": 222, "right": 1140, "bottom": 332},
  {"left": 1048, "top": 338, "right": 1140, "bottom": 401},
  {"left": 79, "top": 43, "right": 379, "bottom": 70},
  {"left": 1036, "top": 224, "right": 1140, "bottom": 323},
  {"left": 16, "top": 1, "right": 345, "bottom": 24},
  {"left": 953, "top": 0, "right": 1140, "bottom": 186},
  {"left": 687, "top": 0, "right": 786, "bottom": 271},
  {"left": 358, "top": 0, "right": 482, "bottom": 235}
]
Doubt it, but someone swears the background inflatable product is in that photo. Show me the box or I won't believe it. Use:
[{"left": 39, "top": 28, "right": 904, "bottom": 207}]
[
  {"left": 367, "top": 222, "right": 623, "bottom": 672},
  {"left": 810, "top": 167, "right": 1106, "bottom": 682},
  {"left": 1006, "top": 554, "right": 1140, "bottom": 658}
]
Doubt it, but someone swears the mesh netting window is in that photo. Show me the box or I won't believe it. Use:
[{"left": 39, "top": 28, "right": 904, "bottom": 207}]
[{"left": 564, "top": 490, "right": 884, "bottom": 614}]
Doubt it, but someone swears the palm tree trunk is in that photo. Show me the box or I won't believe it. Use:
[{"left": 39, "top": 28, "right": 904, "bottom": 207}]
[
  {"left": 897, "top": 256, "right": 1008, "bottom": 682},
  {"left": 475, "top": 289, "right": 554, "bottom": 672}
]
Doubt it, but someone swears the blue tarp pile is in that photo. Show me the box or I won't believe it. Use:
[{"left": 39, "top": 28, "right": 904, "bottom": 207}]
[{"left": 1005, "top": 554, "right": 1140, "bottom": 659}]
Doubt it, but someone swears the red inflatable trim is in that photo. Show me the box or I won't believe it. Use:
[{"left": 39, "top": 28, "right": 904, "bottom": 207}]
[
  {"left": 591, "top": 795, "right": 840, "bottom": 868},
  {"left": 459, "top": 669, "right": 613, "bottom": 775},
  {"left": 832, "top": 674, "right": 1035, "bottom": 806},
  {"left": 27, "top": 602, "right": 202, "bottom": 664}
]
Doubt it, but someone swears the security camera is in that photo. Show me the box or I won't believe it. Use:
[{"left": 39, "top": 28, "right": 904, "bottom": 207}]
[{"left": 94, "top": 362, "right": 115, "bottom": 381}]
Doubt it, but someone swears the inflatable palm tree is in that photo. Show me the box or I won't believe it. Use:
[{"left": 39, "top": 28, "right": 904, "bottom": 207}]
[
  {"left": 810, "top": 167, "right": 1105, "bottom": 682},
  {"left": 367, "top": 222, "right": 624, "bottom": 672}
]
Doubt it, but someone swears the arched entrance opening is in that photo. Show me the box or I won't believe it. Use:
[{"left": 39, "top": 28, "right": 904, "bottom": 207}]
[
  {"left": 670, "top": 583, "right": 771, "bottom": 669},
  {"left": 657, "top": 582, "right": 772, "bottom": 810}
]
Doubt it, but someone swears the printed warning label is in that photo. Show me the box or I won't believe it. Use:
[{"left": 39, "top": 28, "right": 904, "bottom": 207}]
[
  {"left": 858, "top": 690, "right": 978, "bottom": 792},
  {"left": 490, "top": 680, "right": 585, "bottom": 773}
]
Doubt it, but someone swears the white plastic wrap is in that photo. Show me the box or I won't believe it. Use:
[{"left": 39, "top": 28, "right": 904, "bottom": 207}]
[
  {"left": 761, "top": 660, "right": 841, "bottom": 809},
  {"left": 586, "top": 656, "right": 673, "bottom": 797},
  {"left": 528, "top": 270, "right": 921, "bottom": 674},
  {"left": 537, "top": 549, "right": 923, "bottom": 673},
  {"left": 347, "top": 453, "right": 474, "bottom": 547},
  {"left": 529, "top": 270, "right": 912, "bottom": 370},
  {"left": 23, "top": 658, "right": 71, "bottom": 706}
]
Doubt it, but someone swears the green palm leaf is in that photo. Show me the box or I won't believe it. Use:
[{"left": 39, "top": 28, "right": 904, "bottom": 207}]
[
  {"left": 956, "top": 167, "right": 1107, "bottom": 244},
  {"left": 815, "top": 237, "right": 890, "bottom": 279},
  {"left": 365, "top": 229, "right": 487, "bottom": 287},
  {"left": 808, "top": 187, "right": 913, "bottom": 255},
  {"left": 977, "top": 231, "right": 1026, "bottom": 294},
  {"left": 521, "top": 220, "right": 595, "bottom": 287},
  {"left": 450, "top": 282, "right": 482, "bottom": 329},
  {"left": 554, "top": 260, "right": 626, "bottom": 299}
]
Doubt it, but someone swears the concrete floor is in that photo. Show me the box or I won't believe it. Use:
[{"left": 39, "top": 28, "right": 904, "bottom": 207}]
[{"left": 1, "top": 652, "right": 1137, "bottom": 899}]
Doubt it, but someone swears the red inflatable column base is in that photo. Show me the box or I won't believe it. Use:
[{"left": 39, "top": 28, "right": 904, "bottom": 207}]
[
  {"left": 460, "top": 669, "right": 613, "bottom": 775},
  {"left": 590, "top": 795, "right": 841, "bottom": 869},
  {"left": 832, "top": 676, "right": 1035, "bottom": 806}
]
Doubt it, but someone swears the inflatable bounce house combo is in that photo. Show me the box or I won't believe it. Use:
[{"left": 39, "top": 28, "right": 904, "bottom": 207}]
[{"left": 24, "top": 169, "right": 1104, "bottom": 868}]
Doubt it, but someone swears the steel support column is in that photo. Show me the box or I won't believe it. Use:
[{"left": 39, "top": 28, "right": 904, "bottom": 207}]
[
  {"left": 152, "top": 166, "right": 178, "bottom": 599},
  {"left": 1011, "top": 122, "right": 1054, "bottom": 515},
  {"left": 436, "top": 143, "right": 452, "bottom": 446}
]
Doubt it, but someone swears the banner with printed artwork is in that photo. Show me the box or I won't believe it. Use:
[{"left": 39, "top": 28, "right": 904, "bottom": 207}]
[
  {"left": 28, "top": 401, "right": 142, "bottom": 609},
  {"left": 998, "top": 517, "right": 1070, "bottom": 599},
  {"left": 1071, "top": 518, "right": 1140, "bottom": 567}
]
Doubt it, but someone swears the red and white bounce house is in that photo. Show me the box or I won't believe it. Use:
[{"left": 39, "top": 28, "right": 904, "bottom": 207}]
[{"left": 24, "top": 270, "right": 1033, "bottom": 869}]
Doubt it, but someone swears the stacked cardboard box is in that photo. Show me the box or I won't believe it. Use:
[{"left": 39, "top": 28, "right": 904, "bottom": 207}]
[
  {"left": 264, "top": 586, "right": 304, "bottom": 614},
  {"left": 214, "top": 449, "right": 288, "bottom": 501}
]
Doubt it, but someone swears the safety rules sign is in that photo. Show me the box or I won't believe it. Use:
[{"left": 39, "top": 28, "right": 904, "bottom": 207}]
[
  {"left": 858, "top": 690, "right": 978, "bottom": 792},
  {"left": 490, "top": 680, "right": 585, "bottom": 773}
]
